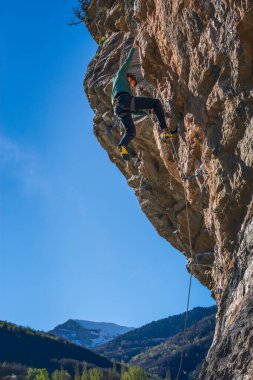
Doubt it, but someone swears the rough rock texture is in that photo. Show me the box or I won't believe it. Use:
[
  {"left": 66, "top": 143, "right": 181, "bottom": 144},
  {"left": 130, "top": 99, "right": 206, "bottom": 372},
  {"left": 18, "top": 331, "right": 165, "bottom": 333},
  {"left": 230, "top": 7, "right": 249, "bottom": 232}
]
[{"left": 83, "top": 1, "right": 253, "bottom": 379}]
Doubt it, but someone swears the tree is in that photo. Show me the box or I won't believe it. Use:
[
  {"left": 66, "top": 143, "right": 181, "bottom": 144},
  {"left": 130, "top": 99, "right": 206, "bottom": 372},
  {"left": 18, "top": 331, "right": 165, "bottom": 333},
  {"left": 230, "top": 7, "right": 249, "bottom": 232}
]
[
  {"left": 51, "top": 368, "right": 71, "bottom": 380},
  {"left": 165, "top": 369, "right": 172, "bottom": 380},
  {"left": 121, "top": 371, "right": 131, "bottom": 380},
  {"left": 74, "top": 365, "right": 81, "bottom": 380},
  {"left": 89, "top": 368, "right": 103, "bottom": 380},
  {"left": 121, "top": 367, "right": 146, "bottom": 380},
  {"left": 51, "top": 370, "right": 60, "bottom": 380},
  {"left": 108, "top": 362, "right": 119, "bottom": 380},
  {"left": 81, "top": 363, "right": 89, "bottom": 380},
  {"left": 70, "top": 0, "right": 91, "bottom": 26},
  {"left": 26, "top": 368, "right": 50, "bottom": 380}
]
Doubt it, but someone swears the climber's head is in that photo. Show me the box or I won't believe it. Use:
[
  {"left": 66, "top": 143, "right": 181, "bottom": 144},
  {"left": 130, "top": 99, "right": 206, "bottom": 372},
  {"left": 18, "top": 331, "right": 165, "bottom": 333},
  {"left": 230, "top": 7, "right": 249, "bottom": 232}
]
[{"left": 127, "top": 73, "right": 137, "bottom": 88}]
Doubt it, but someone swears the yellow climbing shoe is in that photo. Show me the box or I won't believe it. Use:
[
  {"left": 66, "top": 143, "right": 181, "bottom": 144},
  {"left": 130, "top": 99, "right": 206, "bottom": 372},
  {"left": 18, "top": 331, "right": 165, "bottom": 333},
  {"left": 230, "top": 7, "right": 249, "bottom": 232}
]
[
  {"left": 161, "top": 127, "right": 178, "bottom": 140},
  {"left": 117, "top": 145, "right": 130, "bottom": 161}
]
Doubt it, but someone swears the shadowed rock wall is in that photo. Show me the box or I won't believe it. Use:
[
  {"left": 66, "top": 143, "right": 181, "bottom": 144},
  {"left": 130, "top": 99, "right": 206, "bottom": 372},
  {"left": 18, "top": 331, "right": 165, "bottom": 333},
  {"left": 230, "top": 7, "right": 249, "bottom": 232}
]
[{"left": 83, "top": 1, "right": 253, "bottom": 378}]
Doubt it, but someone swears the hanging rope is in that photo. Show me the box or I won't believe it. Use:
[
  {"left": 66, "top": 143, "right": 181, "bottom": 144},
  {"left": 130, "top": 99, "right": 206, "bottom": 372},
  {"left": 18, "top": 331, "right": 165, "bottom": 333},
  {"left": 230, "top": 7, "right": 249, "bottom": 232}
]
[
  {"left": 169, "top": 138, "right": 195, "bottom": 380},
  {"left": 169, "top": 138, "right": 194, "bottom": 257},
  {"left": 109, "top": 41, "right": 201, "bottom": 379},
  {"left": 176, "top": 273, "right": 193, "bottom": 380}
]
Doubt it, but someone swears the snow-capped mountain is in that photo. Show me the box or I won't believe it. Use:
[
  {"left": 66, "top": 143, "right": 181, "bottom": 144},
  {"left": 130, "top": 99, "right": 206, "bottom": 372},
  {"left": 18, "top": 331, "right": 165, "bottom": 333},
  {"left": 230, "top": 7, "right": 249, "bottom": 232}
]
[{"left": 48, "top": 319, "right": 134, "bottom": 348}]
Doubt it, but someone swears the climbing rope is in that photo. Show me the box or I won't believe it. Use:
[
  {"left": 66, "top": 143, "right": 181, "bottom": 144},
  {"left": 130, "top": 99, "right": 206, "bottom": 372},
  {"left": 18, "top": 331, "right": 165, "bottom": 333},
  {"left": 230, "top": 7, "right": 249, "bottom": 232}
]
[
  {"left": 176, "top": 273, "right": 193, "bottom": 380},
  {"left": 169, "top": 138, "right": 195, "bottom": 380},
  {"left": 169, "top": 138, "right": 194, "bottom": 257}
]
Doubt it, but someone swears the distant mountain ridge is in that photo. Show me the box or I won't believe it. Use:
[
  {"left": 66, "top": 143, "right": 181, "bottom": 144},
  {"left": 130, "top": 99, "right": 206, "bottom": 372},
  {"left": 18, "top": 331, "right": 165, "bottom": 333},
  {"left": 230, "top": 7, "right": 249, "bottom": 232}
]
[
  {"left": 49, "top": 319, "right": 134, "bottom": 348},
  {"left": 95, "top": 306, "right": 217, "bottom": 363},
  {"left": 0, "top": 307, "right": 217, "bottom": 379},
  {"left": 0, "top": 321, "right": 113, "bottom": 374}
]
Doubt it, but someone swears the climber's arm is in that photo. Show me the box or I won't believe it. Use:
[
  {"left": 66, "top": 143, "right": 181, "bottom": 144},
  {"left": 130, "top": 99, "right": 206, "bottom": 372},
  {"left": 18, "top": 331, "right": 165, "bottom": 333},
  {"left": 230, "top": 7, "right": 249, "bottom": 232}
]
[{"left": 117, "top": 47, "right": 136, "bottom": 75}]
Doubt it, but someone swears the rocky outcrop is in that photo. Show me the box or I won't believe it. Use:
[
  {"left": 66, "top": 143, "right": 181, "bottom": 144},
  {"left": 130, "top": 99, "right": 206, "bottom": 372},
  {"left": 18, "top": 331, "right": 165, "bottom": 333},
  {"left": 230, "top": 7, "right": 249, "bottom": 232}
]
[{"left": 83, "top": 1, "right": 253, "bottom": 378}]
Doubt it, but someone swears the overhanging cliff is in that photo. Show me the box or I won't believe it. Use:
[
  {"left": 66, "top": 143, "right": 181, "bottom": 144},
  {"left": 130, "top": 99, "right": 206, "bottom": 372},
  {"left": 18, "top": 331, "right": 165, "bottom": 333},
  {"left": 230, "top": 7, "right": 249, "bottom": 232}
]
[{"left": 83, "top": 1, "right": 253, "bottom": 378}]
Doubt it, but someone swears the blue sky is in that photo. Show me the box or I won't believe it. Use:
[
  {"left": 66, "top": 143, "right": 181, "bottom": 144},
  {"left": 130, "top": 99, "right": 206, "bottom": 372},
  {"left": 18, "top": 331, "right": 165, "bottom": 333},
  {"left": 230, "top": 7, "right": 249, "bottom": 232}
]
[{"left": 0, "top": 0, "right": 215, "bottom": 331}]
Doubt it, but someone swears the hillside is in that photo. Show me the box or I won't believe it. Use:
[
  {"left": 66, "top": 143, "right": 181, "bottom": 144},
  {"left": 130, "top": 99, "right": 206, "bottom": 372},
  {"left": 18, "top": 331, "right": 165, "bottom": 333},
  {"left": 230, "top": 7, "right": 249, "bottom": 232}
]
[
  {"left": 49, "top": 319, "right": 134, "bottom": 348},
  {"left": 130, "top": 314, "right": 215, "bottom": 380},
  {"left": 0, "top": 321, "right": 113, "bottom": 374},
  {"left": 95, "top": 306, "right": 216, "bottom": 362}
]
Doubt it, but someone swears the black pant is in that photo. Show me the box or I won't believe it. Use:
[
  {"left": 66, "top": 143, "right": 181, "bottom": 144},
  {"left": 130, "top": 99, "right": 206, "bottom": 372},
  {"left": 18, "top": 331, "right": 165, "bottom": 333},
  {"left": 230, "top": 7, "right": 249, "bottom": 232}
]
[{"left": 114, "top": 94, "right": 167, "bottom": 147}]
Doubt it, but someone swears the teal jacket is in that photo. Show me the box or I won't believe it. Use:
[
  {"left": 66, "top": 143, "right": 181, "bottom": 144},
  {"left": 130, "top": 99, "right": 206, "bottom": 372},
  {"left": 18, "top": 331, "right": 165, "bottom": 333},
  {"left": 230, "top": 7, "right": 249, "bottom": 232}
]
[
  {"left": 111, "top": 48, "right": 146, "bottom": 116},
  {"left": 111, "top": 47, "right": 136, "bottom": 104}
]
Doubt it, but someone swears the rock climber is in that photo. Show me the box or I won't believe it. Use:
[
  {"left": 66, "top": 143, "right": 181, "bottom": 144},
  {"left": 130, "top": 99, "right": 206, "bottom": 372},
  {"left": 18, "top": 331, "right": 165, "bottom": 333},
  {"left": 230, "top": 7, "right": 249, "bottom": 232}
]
[{"left": 112, "top": 39, "right": 178, "bottom": 160}]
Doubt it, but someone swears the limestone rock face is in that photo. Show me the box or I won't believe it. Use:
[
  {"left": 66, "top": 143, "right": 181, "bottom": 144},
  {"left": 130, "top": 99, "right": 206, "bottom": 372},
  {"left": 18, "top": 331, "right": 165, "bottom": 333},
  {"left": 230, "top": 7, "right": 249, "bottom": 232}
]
[{"left": 83, "top": 1, "right": 253, "bottom": 378}]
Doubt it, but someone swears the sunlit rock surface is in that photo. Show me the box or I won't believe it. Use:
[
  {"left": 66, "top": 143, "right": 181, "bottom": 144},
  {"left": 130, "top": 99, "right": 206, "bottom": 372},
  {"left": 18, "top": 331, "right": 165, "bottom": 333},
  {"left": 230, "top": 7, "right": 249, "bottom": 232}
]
[{"left": 83, "top": 1, "right": 253, "bottom": 378}]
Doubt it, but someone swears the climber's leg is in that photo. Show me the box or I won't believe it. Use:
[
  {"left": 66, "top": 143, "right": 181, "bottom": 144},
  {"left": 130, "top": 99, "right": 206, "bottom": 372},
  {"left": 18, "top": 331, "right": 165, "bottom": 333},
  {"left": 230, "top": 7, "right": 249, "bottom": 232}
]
[
  {"left": 113, "top": 94, "right": 136, "bottom": 160},
  {"left": 134, "top": 97, "right": 167, "bottom": 130},
  {"left": 118, "top": 113, "right": 136, "bottom": 147},
  {"left": 117, "top": 144, "right": 130, "bottom": 161},
  {"left": 116, "top": 113, "right": 136, "bottom": 160},
  {"left": 134, "top": 96, "right": 178, "bottom": 139}
]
